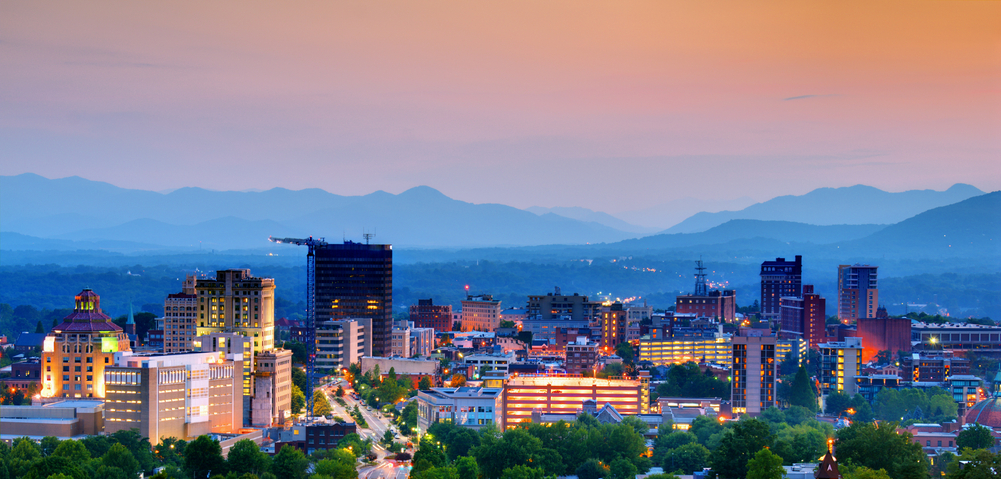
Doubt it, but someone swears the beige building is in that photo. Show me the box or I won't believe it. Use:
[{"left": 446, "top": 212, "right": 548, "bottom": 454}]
[
  {"left": 0, "top": 400, "right": 105, "bottom": 441},
  {"left": 104, "top": 351, "right": 243, "bottom": 444},
  {"left": 195, "top": 269, "right": 276, "bottom": 355},
  {"left": 252, "top": 349, "right": 293, "bottom": 427},
  {"left": 461, "top": 295, "right": 502, "bottom": 332},
  {"left": 163, "top": 275, "right": 198, "bottom": 353},
  {"left": 41, "top": 289, "right": 132, "bottom": 399},
  {"left": 316, "top": 319, "right": 371, "bottom": 372},
  {"left": 731, "top": 335, "right": 777, "bottom": 416},
  {"left": 391, "top": 323, "right": 411, "bottom": 358},
  {"left": 501, "top": 374, "right": 649, "bottom": 429}
]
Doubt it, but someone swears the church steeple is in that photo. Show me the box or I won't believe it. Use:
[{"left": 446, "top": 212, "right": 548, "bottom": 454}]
[
  {"left": 815, "top": 438, "right": 841, "bottom": 479},
  {"left": 125, "top": 301, "right": 136, "bottom": 336}
]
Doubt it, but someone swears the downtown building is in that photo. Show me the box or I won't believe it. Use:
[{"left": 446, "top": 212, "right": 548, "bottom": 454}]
[
  {"left": 316, "top": 319, "right": 372, "bottom": 372},
  {"left": 41, "top": 289, "right": 132, "bottom": 399},
  {"left": 103, "top": 350, "right": 243, "bottom": 444},
  {"left": 601, "top": 303, "right": 629, "bottom": 349},
  {"left": 675, "top": 290, "right": 737, "bottom": 321},
  {"left": 409, "top": 299, "right": 453, "bottom": 332},
  {"left": 461, "top": 294, "right": 502, "bottom": 332},
  {"left": 194, "top": 269, "right": 277, "bottom": 355},
  {"left": 314, "top": 242, "right": 393, "bottom": 356},
  {"left": 818, "top": 337, "right": 863, "bottom": 397},
  {"left": 760, "top": 256, "right": 803, "bottom": 320},
  {"left": 779, "top": 285, "right": 827, "bottom": 349},
  {"left": 837, "top": 264, "right": 878, "bottom": 322},
  {"left": 163, "top": 275, "right": 198, "bottom": 353},
  {"left": 500, "top": 374, "right": 649, "bottom": 429},
  {"left": 731, "top": 335, "right": 778, "bottom": 416}
]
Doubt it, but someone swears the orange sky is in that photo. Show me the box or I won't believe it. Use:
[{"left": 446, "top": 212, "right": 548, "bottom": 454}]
[{"left": 1, "top": 0, "right": 998, "bottom": 211}]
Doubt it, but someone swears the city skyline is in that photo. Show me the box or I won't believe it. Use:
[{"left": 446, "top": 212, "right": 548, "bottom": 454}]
[{"left": 2, "top": 1, "right": 999, "bottom": 212}]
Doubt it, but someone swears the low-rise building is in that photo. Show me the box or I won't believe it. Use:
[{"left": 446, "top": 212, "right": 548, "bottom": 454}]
[
  {"left": 500, "top": 374, "right": 649, "bottom": 428},
  {"left": 461, "top": 295, "right": 502, "bottom": 332},
  {"left": 0, "top": 400, "right": 104, "bottom": 442},
  {"left": 819, "top": 337, "right": 863, "bottom": 396},
  {"left": 638, "top": 335, "right": 731, "bottom": 366},
  {"left": 564, "top": 337, "right": 599, "bottom": 375},
  {"left": 252, "top": 349, "right": 293, "bottom": 427},
  {"left": 416, "top": 387, "right": 502, "bottom": 432},
  {"left": 270, "top": 420, "right": 358, "bottom": 455},
  {"left": 316, "top": 318, "right": 372, "bottom": 372}
]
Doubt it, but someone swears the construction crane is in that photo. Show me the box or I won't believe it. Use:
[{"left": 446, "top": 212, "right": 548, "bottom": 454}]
[{"left": 269, "top": 235, "right": 328, "bottom": 420}]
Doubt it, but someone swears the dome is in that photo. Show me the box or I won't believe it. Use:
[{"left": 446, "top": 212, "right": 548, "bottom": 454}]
[{"left": 965, "top": 397, "right": 1001, "bottom": 428}]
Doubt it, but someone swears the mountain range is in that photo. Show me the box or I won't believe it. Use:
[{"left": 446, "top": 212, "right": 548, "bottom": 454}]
[{"left": 0, "top": 174, "right": 995, "bottom": 256}]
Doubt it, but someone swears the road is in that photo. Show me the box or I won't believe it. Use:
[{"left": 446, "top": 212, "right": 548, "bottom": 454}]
[{"left": 317, "top": 379, "right": 410, "bottom": 479}]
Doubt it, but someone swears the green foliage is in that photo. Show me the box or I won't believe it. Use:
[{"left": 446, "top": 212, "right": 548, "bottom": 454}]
[
  {"left": 314, "top": 453, "right": 357, "bottom": 479},
  {"left": 615, "top": 343, "right": 635, "bottom": 364},
  {"left": 690, "top": 415, "right": 724, "bottom": 447},
  {"left": 575, "top": 459, "right": 608, "bottom": 479},
  {"left": 825, "top": 392, "right": 852, "bottom": 416},
  {"left": 21, "top": 456, "right": 89, "bottom": 479},
  {"left": 836, "top": 421, "right": 928, "bottom": 479},
  {"left": 597, "top": 362, "right": 625, "bottom": 378},
  {"left": 956, "top": 424, "right": 995, "bottom": 451},
  {"left": 841, "top": 465, "right": 893, "bottom": 479},
  {"left": 290, "top": 383, "right": 305, "bottom": 415},
  {"left": 746, "top": 448, "right": 785, "bottom": 479},
  {"left": 52, "top": 439, "right": 90, "bottom": 463},
  {"left": 873, "top": 387, "right": 957, "bottom": 423},
  {"left": 270, "top": 445, "right": 308, "bottom": 479},
  {"left": 313, "top": 389, "right": 332, "bottom": 416},
  {"left": 102, "top": 443, "right": 141, "bottom": 479},
  {"left": 708, "top": 418, "right": 774, "bottom": 479},
  {"left": 185, "top": 435, "right": 227, "bottom": 479},
  {"left": 335, "top": 385, "right": 345, "bottom": 397},
  {"left": 40, "top": 437, "right": 60, "bottom": 457},
  {"left": 419, "top": 376, "right": 433, "bottom": 390},
  {"left": 397, "top": 401, "right": 419, "bottom": 435},
  {"left": 498, "top": 465, "right": 542, "bottom": 479},
  {"left": 226, "top": 439, "right": 270, "bottom": 477},
  {"left": 289, "top": 367, "right": 306, "bottom": 394},
  {"left": 789, "top": 367, "right": 817, "bottom": 411},
  {"left": 657, "top": 362, "right": 730, "bottom": 399},
  {"left": 661, "top": 443, "right": 710, "bottom": 474},
  {"left": 455, "top": 457, "right": 478, "bottom": 479},
  {"left": 945, "top": 448, "right": 1001, "bottom": 479}
]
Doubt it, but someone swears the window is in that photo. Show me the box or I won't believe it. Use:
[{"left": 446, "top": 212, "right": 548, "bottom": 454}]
[
  {"left": 87, "top": 357, "right": 93, "bottom": 363},
  {"left": 63, "top": 366, "right": 69, "bottom": 372}
]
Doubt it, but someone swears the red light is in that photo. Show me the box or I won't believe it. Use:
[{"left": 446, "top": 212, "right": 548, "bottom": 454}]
[{"left": 465, "top": 285, "right": 469, "bottom": 290}]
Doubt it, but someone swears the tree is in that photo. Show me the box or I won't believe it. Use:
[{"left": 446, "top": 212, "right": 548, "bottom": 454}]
[
  {"left": 663, "top": 443, "right": 710, "bottom": 474},
  {"left": 271, "top": 445, "right": 308, "bottom": 479},
  {"left": 290, "top": 366, "right": 307, "bottom": 393},
  {"left": 336, "top": 385, "right": 345, "bottom": 397},
  {"left": 419, "top": 377, "right": 433, "bottom": 390},
  {"left": 789, "top": 366, "right": 817, "bottom": 411},
  {"left": 102, "top": 443, "right": 141, "bottom": 479},
  {"left": 842, "top": 465, "right": 893, "bottom": 479},
  {"left": 499, "top": 465, "right": 543, "bottom": 479},
  {"left": 598, "top": 362, "right": 625, "bottom": 378},
  {"left": 746, "top": 448, "right": 785, "bottom": 479},
  {"left": 946, "top": 448, "right": 1001, "bottom": 479},
  {"left": 575, "top": 459, "right": 608, "bottom": 479},
  {"left": 40, "top": 436, "right": 60, "bottom": 456},
  {"left": 290, "top": 384, "right": 305, "bottom": 415},
  {"left": 35, "top": 320, "right": 44, "bottom": 333},
  {"left": 227, "top": 439, "right": 271, "bottom": 476},
  {"left": 456, "top": 456, "right": 479, "bottom": 479},
  {"left": 610, "top": 457, "right": 638, "bottom": 479},
  {"left": 956, "top": 424, "right": 995, "bottom": 451},
  {"left": 314, "top": 389, "right": 332, "bottom": 416},
  {"left": 709, "top": 418, "right": 774, "bottom": 479},
  {"left": 825, "top": 392, "right": 852, "bottom": 416},
  {"left": 615, "top": 342, "right": 635, "bottom": 364},
  {"left": 449, "top": 374, "right": 467, "bottom": 387},
  {"left": 185, "top": 435, "right": 227, "bottom": 479},
  {"left": 21, "top": 456, "right": 88, "bottom": 479},
  {"left": 836, "top": 421, "right": 927, "bottom": 479},
  {"left": 314, "top": 451, "right": 357, "bottom": 479},
  {"left": 52, "top": 439, "right": 90, "bottom": 463}
]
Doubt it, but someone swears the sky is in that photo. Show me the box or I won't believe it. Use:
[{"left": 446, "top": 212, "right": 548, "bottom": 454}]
[{"left": 1, "top": 0, "right": 999, "bottom": 213}]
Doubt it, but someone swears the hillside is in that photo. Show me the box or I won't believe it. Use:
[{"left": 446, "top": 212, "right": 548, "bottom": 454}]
[{"left": 664, "top": 184, "right": 984, "bottom": 234}]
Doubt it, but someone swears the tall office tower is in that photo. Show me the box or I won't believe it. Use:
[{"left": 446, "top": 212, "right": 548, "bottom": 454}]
[
  {"left": 409, "top": 299, "right": 453, "bottom": 332},
  {"left": 41, "top": 289, "right": 132, "bottom": 399},
  {"left": 779, "top": 285, "right": 827, "bottom": 349},
  {"left": 195, "top": 269, "right": 276, "bottom": 355},
  {"left": 838, "top": 264, "right": 878, "bottom": 322},
  {"left": 461, "top": 294, "right": 502, "bottom": 332},
  {"left": 601, "top": 303, "right": 628, "bottom": 349},
  {"left": 819, "top": 337, "right": 863, "bottom": 396},
  {"left": 731, "top": 335, "right": 777, "bottom": 416},
  {"left": 164, "top": 275, "right": 198, "bottom": 353},
  {"left": 315, "top": 242, "right": 393, "bottom": 356},
  {"left": 760, "top": 256, "right": 803, "bottom": 320}
]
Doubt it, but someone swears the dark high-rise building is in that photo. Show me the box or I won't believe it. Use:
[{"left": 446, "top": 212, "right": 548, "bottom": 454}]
[
  {"left": 409, "top": 299, "right": 452, "bottom": 332},
  {"left": 837, "top": 264, "right": 878, "bottom": 322},
  {"left": 315, "top": 242, "right": 393, "bottom": 356},
  {"left": 760, "top": 256, "right": 803, "bottom": 320},
  {"left": 779, "top": 285, "right": 827, "bottom": 349}
]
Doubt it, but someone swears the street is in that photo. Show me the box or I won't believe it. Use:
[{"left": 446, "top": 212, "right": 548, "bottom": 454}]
[{"left": 317, "top": 379, "right": 410, "bottom": 479}]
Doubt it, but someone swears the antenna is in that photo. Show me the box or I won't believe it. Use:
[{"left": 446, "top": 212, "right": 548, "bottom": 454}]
[
  {"left": 363, "top": 231, "right": 376, "bottom": 244},
  {"left": 694, "top": 257, "right": 708, "bottom": 296}
]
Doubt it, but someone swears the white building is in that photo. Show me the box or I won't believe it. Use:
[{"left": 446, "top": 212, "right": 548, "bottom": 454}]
[
  {"left": 316, "top": 318, "right": 372, "bottom": 372},
  {"left": 416, "top": 387, "right": 502, "bottom": 431}
]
